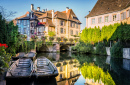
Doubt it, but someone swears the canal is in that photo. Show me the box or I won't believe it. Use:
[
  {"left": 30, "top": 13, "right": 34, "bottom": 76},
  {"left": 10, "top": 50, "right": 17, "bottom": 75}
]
[{"left": 5, "top": 52, "right": 130, "bottom": 85}]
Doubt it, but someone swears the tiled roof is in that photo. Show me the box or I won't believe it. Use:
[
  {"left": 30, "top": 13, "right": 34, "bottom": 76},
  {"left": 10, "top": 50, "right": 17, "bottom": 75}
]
[
  {"left": 85, "top": 0, "right": 130, "bottom": 18},
  {"left": 46, "top": 19, "right": 55, "bottom": 27},
  {"left": 55, "top": 11, "right": 67, "bottom": 20}
]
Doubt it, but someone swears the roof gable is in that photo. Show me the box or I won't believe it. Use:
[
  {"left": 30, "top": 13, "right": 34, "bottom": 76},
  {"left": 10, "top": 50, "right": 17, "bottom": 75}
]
[{"left": 86, "top": 0, "right": 130, "bottom": 18}]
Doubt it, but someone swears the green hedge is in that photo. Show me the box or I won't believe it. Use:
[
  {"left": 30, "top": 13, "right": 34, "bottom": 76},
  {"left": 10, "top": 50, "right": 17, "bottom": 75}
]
[
  {"left": 110, "top": 42, "right": 123, "bottom": 58},
  {"left": 72, "top": 42, "right": 94, "bottom": 54},
  {"left": 95, "top": 42, "right": 107, "bottom": 55},
  {"left": 80, "top": 23, "right": 130, "bottom": 44}
]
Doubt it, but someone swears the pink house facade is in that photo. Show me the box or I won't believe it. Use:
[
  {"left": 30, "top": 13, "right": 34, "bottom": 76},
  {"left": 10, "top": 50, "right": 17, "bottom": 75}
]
[{"left": 85, "top": 0, "right": 130, "bottom": 29}]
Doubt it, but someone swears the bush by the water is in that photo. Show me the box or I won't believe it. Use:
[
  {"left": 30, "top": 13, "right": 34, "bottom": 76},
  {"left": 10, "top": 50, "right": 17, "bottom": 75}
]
[
  {"left": 110, "top": 42, "right": 123, "bottom": 58},
  {"left": 72, "top": 42, "right": 94, "bottom": 53},
  {"left": 95, "top": 42, "right": 107, "bottom": 55},
  {"left": 81, "top": 63, "right": 115, "bottom": 85}
]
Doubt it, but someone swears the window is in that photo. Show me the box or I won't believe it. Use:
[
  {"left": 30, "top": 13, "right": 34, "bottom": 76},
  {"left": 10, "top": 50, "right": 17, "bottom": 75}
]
[
  {"left": 24, "top": 20, "right": 26, "bottom": 25},
  {"left": 60, "top": 67, "right": 63, "bottom": 72},
  {"left": 17, "top": 20, "right": 20, "bottom": 24},
  {"left": 105, "top": 16, "right": 109, "bottom": 22},
  {"left": 76, "top": 31, "right": 78, "bottom": 35},
  {"left": 60, "top": 74, "right": 62, "bottom": 80},
  {"left": 43, "top": 19, "right": 46, "bottom": 22},
  {"left": 98, "top": 17, "right": 102, "bottom": 23},
  {"left": 70, "top": 22, "right": 75, "bottom": 27},
  {"left": 92, "top": 18, "right": 95, "bottom": 24},
  {"left": 70, "top": 22, "right": 72, "bottom": 27},
  {"left": 60, "top": 28, "right": 64, "bottom": 33},
  {"left": 31, "top": 30, "right": 34, "bottom": 34},
  {"left": 18, "top": 27, "right": 21, "bottom": 32},
  {"left": 38, "top": 27, "right": 42, "bottom": 35},
  {"left": 70, "top": 30, "right": 73, "bottom": 35},
  {"left": 76, "top": 24, "right": 78, "bottom": 28},
  {"left": 31, "top": 22, "right": 34, "bottom": 27},
  {"left": 24, "top": 28, "right": 26, "bottom": 34},
  {"left": 60, "top": 20, "right": 64, "bottom": 26},
  {"left": 127, "top": 9, "right": 130, "bottom": 18},
  {"left": 121, "top": 12, "right": 126, "bottom": 20},
  {"left": 113, "top": 15, "right": 116, "bottom": 21},
  {"left": 72, "top": 23, "right": 75, "bottom": 27},
  {"left": 32, "top": 13, "right": 34, "bottom": 18}
]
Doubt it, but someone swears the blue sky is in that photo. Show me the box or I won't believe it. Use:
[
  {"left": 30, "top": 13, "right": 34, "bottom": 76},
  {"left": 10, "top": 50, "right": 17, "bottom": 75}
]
[{"left": 0, "top": 0, "right": 97, "bottom": 30}]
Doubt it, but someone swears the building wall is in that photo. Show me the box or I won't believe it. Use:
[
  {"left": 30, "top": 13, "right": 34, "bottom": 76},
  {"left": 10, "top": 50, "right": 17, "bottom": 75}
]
[
  {"left": 86, "top": 6, "right": 130, "bottom": 29},
  {"left": 53, "top": 18, "right": 80, "bottom": 39},
  {"left": 54, "top": 59, "right": 80, "bottom": 81}
]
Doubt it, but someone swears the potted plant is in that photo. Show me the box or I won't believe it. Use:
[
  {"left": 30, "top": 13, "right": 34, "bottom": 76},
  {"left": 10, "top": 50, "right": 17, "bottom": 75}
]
[
  {"left": 69, "top": 38, "right": 74, "bottom": 44},
  {"left": 56, "top": 37, "right": 61, "bottom": 43},
  {"left": 63, "top": 38, "right": 68, "bottom": 43}
]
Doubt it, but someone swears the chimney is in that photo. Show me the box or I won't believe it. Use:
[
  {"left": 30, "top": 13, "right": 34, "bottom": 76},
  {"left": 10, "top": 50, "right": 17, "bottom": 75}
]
[
  {"left": 66, "top": 7, "right": 69, "bottom": 13},
  {"left": 52, "top": 10, "right": 54, "bottom": 22},
  {"left": 42, "top": 9, "right": 45, "bottom": 12},
  {"left": 31, "top": 4, "right": 34, "bottom": 11},
  {"left": 37, "top": 7, "right": 40, "bottom": 11}
]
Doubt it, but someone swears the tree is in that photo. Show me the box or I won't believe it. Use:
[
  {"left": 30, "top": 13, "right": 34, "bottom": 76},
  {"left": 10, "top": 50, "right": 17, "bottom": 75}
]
[{"left": 48, "top": 31, "right": 56, "bottom": 37}]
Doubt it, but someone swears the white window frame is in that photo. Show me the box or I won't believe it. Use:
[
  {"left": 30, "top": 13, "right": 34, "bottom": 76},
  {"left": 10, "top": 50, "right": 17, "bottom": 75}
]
[
  {"left": 98, "top": 17, "right": 102, "bottom": 23},
  {"left": 92, "top": 18, "right": 95, "bottom": 24},
  {"left": 113, "top": 15, "right": 117, "bottom": 21},
  {"left": 60, "top": 28, "right": 64, "bottom": 34},
  {"left": 105, "top": 16, "right": 109, "bottom": 22}
]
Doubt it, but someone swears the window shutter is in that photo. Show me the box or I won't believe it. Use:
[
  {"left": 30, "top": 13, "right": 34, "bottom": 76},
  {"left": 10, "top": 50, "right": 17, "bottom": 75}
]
[
  {"left": 109, "top": 15, "right": 111, "bottom": 22},
  {"left": 102, "top": 16, "right": 104, "bottom": 23},
  {"left": 129, "top": 9, "right": 130, "bottom": 17},
  {"left": 117, "top": 14, "right": 120, "bottom": 21},
  {"left": 124, "top": 12, "right": 126, "bottom": 19}
]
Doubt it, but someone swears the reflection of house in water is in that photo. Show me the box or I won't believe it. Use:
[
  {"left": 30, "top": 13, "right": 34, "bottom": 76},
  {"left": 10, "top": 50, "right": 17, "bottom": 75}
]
[
  {"left": 123, "top": 59, "right": 130, "bottom": 71},
  {"left": 53, "top": 59, "right": 80, "bottom": 85},
  {"left": 84, "top": 78, "right": 104, "bottom": 85}
]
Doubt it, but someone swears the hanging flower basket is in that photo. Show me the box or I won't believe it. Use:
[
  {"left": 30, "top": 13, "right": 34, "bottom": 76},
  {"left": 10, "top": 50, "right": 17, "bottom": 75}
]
[
  {"left": 69, "top": 60, "right": 73, "bottom": 64},
  {"left": 63, "top": 61, "right": 67, "bottom": 65},
  {"left": 38, "top": 22, "right": 46, "bottom": 25},
  {"left": 56, "top": 63, "right": 61, "bottom": 67},
  {"left": 31, "top": 35, "right": 38, "bottom": 42}
]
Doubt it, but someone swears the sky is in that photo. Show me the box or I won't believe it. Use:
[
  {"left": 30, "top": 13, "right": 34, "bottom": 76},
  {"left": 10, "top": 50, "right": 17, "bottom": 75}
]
[{"left": 0, "top": 0, "right": 98, "bottom": 30}]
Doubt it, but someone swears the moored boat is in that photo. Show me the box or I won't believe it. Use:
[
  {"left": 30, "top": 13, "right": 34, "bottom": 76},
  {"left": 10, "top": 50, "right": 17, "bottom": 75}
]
[
  {"left": 34, "top": 57, "right": 58, "bottom": 78},
  {"left": 6, "top": 58, "right": 33, "bottom": 79},
  {"left": 12, "top": 52, "right": 36, "bottom": 61}
]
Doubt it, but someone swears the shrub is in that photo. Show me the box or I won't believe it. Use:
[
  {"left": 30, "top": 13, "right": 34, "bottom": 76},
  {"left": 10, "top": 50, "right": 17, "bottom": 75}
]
[
  {"left": 110, "top": 42, "right": 123, "bottom": 58},
  {"left": 56, "top": 63, "right": 61, "bottom": 67},
  {"left": 56, "top": 37, "right": 61, "bottom": 43},
  {"left": 49, "top": 37, "right": 54, "bottom": 42},
  {"left": 74, "top": 38, "right": 79, "bottom": 43},
  {"left": 95, "top": 42, "right": 107, "bottom": 55},
  {"left": 48, "top": 31, "right": 56, "bottom": 37},
  {"left": 72, "top": 42, "right": 94, "bottom": 54},
  {"left": 63, "top": 61, "right": 67, "bottom": 65},
  {"left": 63, "top": 38, "right": 68, "bottom": 43},
  {"left": 69, "top": 60, "right": 73, "bottom": 64},
  {"left": 69, "top": 38, "right": 74, "bottom": 43},
  {"left": 41, "top": 36, "right": 47, "bottom": 43}
]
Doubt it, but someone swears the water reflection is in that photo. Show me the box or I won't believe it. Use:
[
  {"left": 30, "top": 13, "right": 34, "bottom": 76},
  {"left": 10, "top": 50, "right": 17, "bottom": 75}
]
[
  {"left": 6, "top": 52, "right": 130, "bottom": 85},
  {"left": 37, "top": 52, "right": 81, "bottom": 85}
]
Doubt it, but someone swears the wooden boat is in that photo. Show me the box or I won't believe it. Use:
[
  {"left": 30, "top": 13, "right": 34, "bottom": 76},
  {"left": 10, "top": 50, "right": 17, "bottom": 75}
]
[
  {"left": 12, "top": 52, "right": 25, "bottom": 60},
  {"left": 34, "top": 57, "right": 58, "bottom": 78},
  {"left": 6, "top": 58, "right": 33, "bottom": 78},
  {"left": 12, "top": 52, "right": 36, "bottom": 61}
]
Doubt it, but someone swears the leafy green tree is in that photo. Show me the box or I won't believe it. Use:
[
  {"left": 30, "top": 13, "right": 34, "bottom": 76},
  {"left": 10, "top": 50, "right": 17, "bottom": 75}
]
[{"left": 48, "top": 31, "right": 56, "bottom": 37}]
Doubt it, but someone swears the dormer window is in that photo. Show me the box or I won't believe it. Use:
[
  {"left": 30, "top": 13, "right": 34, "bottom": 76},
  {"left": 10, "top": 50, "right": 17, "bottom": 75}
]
[
  {"left": 60, "top": 20, "right": 65, "bottom": 26},
  {"left": 17, "top": 20, "right": 20, "bottom": 24},
  {"left": 31, "top": 13, "right": 34, "bottom": 18}
]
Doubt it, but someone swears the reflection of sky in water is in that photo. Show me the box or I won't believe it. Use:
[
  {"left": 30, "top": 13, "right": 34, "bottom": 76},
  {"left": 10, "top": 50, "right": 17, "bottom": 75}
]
[
  {"left": 5, "top": 52, "right": 130, "bottom": 85},
  {"left": 74, "top": 73, "right": 85, "bottom": 85}
]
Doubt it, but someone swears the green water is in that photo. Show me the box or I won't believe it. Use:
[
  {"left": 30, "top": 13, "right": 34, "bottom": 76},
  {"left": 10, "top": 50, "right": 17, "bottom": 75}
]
[{"left": 6, "top": 52, "right": 130, "bottom": 85}]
